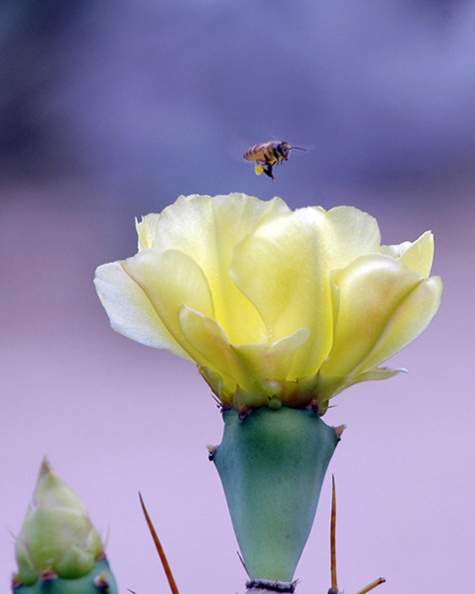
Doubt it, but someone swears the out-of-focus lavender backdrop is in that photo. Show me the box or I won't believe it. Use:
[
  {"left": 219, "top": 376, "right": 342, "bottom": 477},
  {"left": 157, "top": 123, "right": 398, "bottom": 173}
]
[{"left": 1, "top": 1, "right": 474, "bottom": 592}]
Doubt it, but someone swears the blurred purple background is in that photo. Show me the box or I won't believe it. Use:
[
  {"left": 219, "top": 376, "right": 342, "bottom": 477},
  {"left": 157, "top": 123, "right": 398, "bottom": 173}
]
[{"left": 1, "top": 2, "right": 474, "bottom": 592}]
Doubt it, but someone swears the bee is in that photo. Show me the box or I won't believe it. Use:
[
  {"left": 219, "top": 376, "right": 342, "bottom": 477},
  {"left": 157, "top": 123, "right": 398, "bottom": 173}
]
[{"left": 243, "top": 140, "right": 307, "bottom": 179}]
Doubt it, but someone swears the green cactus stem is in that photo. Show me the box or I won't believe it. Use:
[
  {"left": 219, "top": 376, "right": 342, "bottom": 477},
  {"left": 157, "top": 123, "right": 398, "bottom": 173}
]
[
  {"left": 213, "top": 407, "right": 340, "bottom": 584},
  {"left": 12, "top": 559, "right": 118, "bottom": 594}
]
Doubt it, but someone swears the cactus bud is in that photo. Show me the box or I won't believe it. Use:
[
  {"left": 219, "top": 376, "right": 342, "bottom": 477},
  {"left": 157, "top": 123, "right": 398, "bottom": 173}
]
[{"left": 12, "top": 459, "right": 118, "bottom": 594}]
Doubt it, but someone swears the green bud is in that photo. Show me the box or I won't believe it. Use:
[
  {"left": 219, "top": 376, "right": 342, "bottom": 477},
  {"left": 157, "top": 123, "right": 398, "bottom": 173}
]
[{"left": 12, "top": 459, "right": 117, "bottom": 594}]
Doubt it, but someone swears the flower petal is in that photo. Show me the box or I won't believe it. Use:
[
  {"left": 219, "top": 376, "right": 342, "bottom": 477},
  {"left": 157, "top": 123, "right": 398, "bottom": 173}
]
[
  {"left": 123, "top": 248, "right": 216, "bottom": 364},
  {"left": 232, "top": 328, "right": 310, "bottom": 384},
  {"left": 94, "top": 261, "right": 188, "bottom": 358},
  {"left": 381, "top": 230, "right": 434, "bottom": 278},
  {"left": 180, "top": 306, "right": 310, "bottom": 406},
  {"left": 230, "top": 207, "right": 333, "bottom": 378},
  {"left": 400, "top": 231, "right": 434, "bottom": 278},
  {"left": 352, "top": 276, "right": 443, "bottom": 373},
  {"left": 318, "top": 255, "right": 422, "bottom": 389},
  {"left": 137, "top": 194, "right": 289, "bottom": 344},
  {"left": 179, "top": 306, "right": 242, "bottom": 399},
  {"left": 136, "top": 214, "right": 160, "bottom": 251},
  {"left": 325, "top": 205, "right": 381, "bottom": 268},
  {"left": 328, "top": 366, "right": 407, "bottom": 398}
]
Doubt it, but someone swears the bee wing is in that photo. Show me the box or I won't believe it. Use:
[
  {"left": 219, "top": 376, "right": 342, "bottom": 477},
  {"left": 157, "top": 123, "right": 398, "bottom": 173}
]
[{"left": 266, "top": 132, "right": 314, "bottom": 153}]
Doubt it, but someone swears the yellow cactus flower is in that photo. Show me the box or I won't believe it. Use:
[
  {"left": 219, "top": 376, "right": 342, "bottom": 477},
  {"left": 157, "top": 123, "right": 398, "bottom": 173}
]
[{"left": 94, "top": 193, "right": 442, "bottom": 412}]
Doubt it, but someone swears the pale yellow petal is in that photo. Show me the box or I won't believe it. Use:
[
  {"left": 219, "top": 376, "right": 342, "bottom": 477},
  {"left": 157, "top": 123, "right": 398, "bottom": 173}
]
[
  {"left": 94, "top": 261, "right": 188, "bottom": 358},
  {"left": 231, "top": 207, "right": 333, "bottom": 378},
  {"left": 380, "top": 231, "right": 434, "bottom": 278},
  {"left": 319, "top": 366, "right": 406, "bottom": 400},
  {"left": 178, "top": 306, "right": 242, "bottom": 395},
  {"left": 400, "top": 231, "right": 434, "bottom": 278},
  {"left": 136, "top": 214, "right": 160, "bottom": 251},
  {"left": 319, "top": 255, "right": 421, "bottom": 385},
  {"left": 138, "top": 193, "right": 289, "bottom": 344},
  {"left": 123, "top": 249, "right": 214, "bottom": 363},
  {"left": 353, "top": 366, "right": 407, "bottom": 382},
  {"left": 233, "top": 328, "right": 310, "bottom": 383},
  {"left": 325, "top": 205, "right": 381, "bottom": 268},
  {"left": 353, "top": 276, "right": 442, "bottom": 373},
  {"left": 380, "top": 241, "right": 411, "bottom": 258},
  {"left": 180, "top": 307, "right": 310, "bottom": 404}
]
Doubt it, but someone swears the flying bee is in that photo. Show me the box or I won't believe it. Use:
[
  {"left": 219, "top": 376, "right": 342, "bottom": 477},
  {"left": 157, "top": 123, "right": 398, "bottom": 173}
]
[{"left": 243, "top": 140, "right": 307, "bottom": 179}]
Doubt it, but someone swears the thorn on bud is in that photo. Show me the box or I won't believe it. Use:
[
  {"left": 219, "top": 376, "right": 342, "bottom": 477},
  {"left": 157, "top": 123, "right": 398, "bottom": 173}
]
[
  {"left": 94, "top": 572, "right": 110, "bottom": 592},
  {"left": 207, "top": 444, "right": 217, "bottom": 461},
  {"left": 39, "top": 456, "right": 52, "bottom": 477}
]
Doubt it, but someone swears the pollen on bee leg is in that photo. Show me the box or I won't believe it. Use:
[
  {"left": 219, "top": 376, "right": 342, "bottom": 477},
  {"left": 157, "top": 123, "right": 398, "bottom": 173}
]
[{"left": 254, "top": 164, "right": 264, "bottom": 176}]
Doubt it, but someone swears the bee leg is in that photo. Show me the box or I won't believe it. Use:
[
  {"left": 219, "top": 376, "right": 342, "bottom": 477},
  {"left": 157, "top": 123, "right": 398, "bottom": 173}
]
[{"left": 263, "top": 163, "right": 274, "bottom": 179}]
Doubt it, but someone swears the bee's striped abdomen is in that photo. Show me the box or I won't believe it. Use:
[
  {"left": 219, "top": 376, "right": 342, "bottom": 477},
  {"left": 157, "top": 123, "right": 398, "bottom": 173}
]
[{"left": 243, "top": 143, "right": 268, "bottom": 162}]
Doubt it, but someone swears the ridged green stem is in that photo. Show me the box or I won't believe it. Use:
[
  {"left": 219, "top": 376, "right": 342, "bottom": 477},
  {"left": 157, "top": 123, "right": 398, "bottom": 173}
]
[{"left": 213, "top": 407, "right": 338, "bottom": 583}]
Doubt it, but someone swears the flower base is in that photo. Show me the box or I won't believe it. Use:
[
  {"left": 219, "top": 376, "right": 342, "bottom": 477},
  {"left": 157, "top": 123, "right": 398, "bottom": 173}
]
[{"left": 213, "top": 407, "right": 339, "bottom": 582}]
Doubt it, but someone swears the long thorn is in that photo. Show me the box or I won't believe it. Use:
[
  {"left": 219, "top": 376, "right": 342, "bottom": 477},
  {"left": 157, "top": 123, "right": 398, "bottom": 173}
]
[
  {"left": 138, "top": 492, "right": 180, "bottom": 594},
  {"left": 330, "top": 475, "right": 338, "bottom": 591},
  {"left": 355, "top": 577, "right": 386, "bottom": 594}
]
